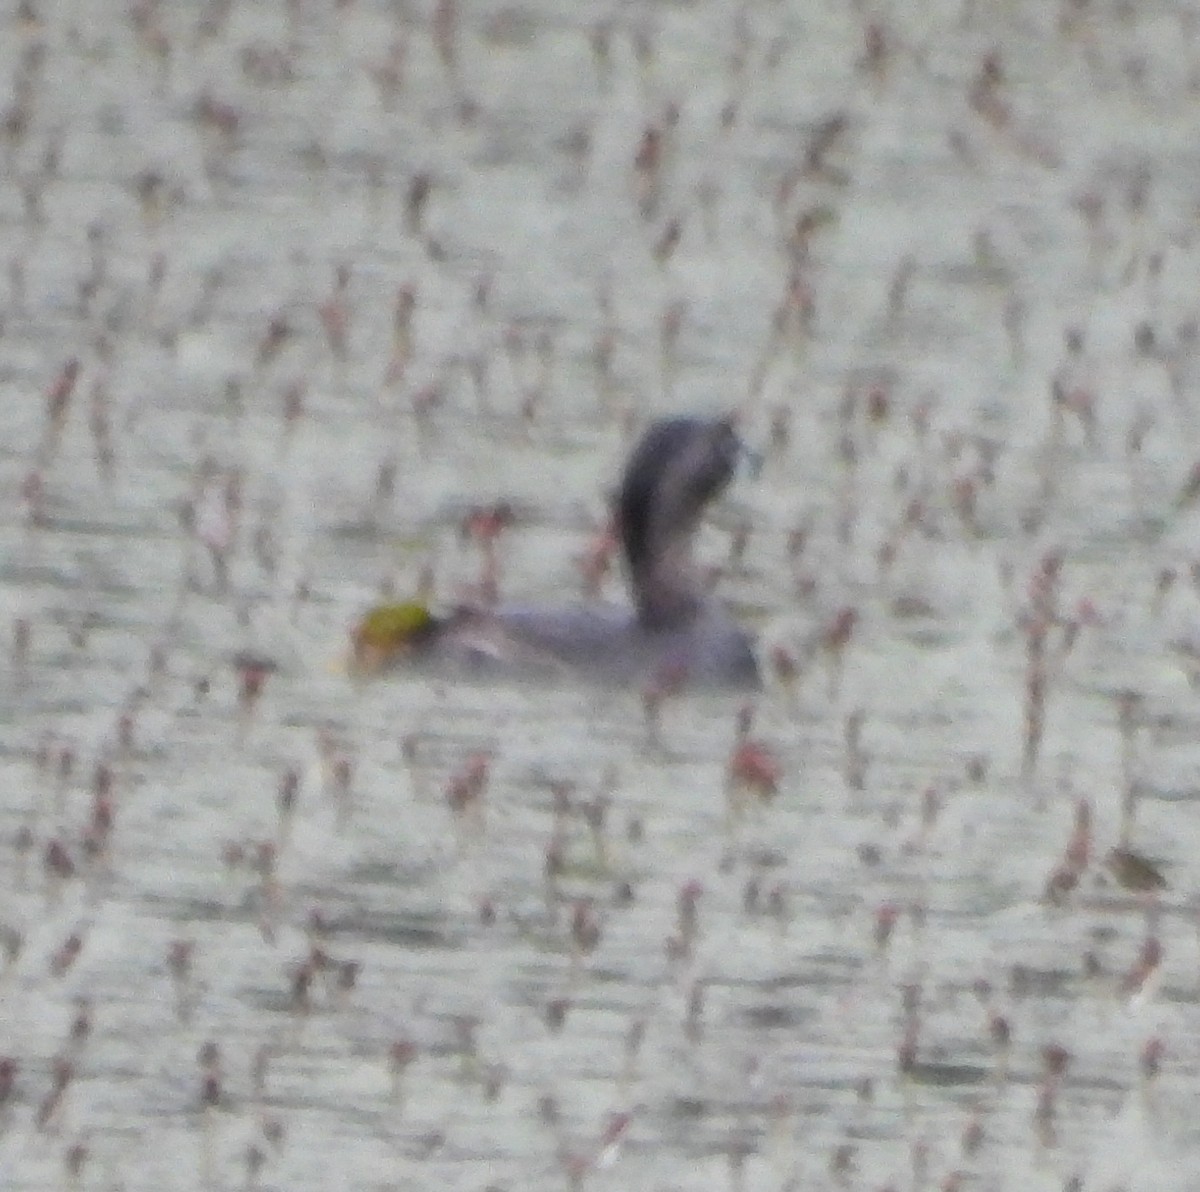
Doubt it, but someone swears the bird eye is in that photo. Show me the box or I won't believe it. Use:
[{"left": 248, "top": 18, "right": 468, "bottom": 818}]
[{"left": 710, "top": 421, "right": 742, "bottom": 478}]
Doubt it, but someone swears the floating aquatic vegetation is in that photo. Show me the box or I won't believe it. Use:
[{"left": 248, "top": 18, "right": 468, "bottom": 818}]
[{"left": 349, "top": 601, "right": 440, "bottom": 673}]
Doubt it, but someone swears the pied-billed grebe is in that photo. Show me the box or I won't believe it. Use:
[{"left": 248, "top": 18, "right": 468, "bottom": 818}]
[{"left": 353, "top": 415, "right": 759, "bottom": 688}]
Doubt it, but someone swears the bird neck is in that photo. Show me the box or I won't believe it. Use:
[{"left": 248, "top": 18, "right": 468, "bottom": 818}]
[{"left": 626, "top": 517, "right": 705, "bottom": 629}]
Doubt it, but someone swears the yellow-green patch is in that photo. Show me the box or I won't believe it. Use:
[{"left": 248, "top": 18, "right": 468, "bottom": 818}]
[{"left": 352, "top": 602, "right": 439, "bottom": 669}]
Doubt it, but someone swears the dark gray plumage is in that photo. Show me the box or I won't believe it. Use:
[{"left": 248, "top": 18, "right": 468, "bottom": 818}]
[{"left": 406, "top": 416, "right": 758, "bottom": 687}]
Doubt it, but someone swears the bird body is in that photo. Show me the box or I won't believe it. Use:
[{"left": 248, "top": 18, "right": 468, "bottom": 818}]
[{"left": 353, "top": 416, "right": 758, "bottom": 688}]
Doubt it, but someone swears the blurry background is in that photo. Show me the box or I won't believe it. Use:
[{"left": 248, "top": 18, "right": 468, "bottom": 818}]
[{"left": 2, "top": 0, "right": 1200, "bottom": 1188}]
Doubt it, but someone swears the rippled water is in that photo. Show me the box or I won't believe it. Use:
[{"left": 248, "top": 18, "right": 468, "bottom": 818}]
[{"left": 3, "top": 0, "right": 1200, "bottom": 1189}]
